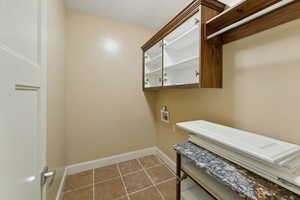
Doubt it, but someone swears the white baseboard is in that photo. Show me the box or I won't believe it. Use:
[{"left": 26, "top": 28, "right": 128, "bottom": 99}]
[
  {"left": 156, "top": 148, "right": 176, "bottom": 172},
  {"left": 66, "top": 147, "right": 158, "bottom": 175},
  {"left": 55, "top": 168, "right": 67, "bottom": 200},
  {"left": 56, "top": 146, "right": 176, "bottom": 200}
]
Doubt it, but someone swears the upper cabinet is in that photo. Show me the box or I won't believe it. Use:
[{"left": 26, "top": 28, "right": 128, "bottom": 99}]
[
  {"left": 163, "top": 12, "right": 200, "bottom": 87},
  {"left": 142, "top": 0, "right": 300, "bottom": 90},
  {"left": 142, "top": 0, "right": 226, "bottom": 90}
]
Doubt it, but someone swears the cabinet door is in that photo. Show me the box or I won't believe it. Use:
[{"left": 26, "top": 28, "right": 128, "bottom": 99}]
[
  {"left": 163, "top": 12, "right": 200, "bottom": 86},
  {"left": 144, "top": 41, "right": 163, "bottom": 88}
]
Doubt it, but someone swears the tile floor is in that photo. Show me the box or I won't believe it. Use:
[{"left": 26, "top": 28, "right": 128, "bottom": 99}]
[{"left": 63, "top": 155, "right": 176, "bottom": 200}]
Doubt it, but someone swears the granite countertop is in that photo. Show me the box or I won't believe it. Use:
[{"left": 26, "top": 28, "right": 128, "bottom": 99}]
[{"left": 173, "top": 142, "right": 300, "bottom": 200}]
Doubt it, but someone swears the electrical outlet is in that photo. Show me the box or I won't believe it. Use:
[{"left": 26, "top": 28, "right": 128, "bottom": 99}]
[
  {"left": 161, "top": 110, "right": 170, "bottom": 123},
  {"left": 161, "top": 106, "right": 170, "bottom": 123}
]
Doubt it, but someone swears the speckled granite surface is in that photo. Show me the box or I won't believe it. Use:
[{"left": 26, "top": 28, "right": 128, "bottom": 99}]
[{"left": 173, "top": 142, "right": 300, "bottom": 200}]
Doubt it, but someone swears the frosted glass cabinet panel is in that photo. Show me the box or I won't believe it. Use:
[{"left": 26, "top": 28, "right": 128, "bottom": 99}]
[
  {"left": 144, "top": 41, "right": 163, "bottom": 88},
  {"left": 163, "top": 12, "right": 200, "bottom": 86}
]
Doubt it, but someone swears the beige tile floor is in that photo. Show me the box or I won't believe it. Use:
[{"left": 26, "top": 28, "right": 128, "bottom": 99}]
[{"left": 63, "top": 155, "right": 176, "bottom": 200}]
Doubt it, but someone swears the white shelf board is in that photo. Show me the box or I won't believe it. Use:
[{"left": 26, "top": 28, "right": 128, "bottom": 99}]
[
  {"left": 177, "top": 120, "right": 300, "bottom": 164},
  {"left": 165, "top": 56, "right": 198, "bottom": 71},
  {"left": 164, "top": 82, "right": 197, "bottom": 86},
  {"left": 145, "top": 54, "right": 162, "bottom": 65},
  {"left": 165, "top": 25, "right": 199, "bottom": 50},
  {"left": 145, "top": 68, "right": 162, "bottom": 75},
  {"left": 144, "top": 84, "right": 161, "bottom": 88},
  {"left": 146, "top": 56, "right": 198, "bottom": 75},
  {"left": 181, "top": 185, "right": 215, "bottom": 200},
  {"left": 164, "top": 83, "right": 185, "bottom": 86}
]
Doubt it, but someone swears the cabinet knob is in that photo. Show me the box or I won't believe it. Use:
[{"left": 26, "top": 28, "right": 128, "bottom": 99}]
[
  {"left": 195, "top": 71, "right": 200, "bottom": 77},
  {"left": 194, "top": 18, "right": 200, "bottom": 25}
]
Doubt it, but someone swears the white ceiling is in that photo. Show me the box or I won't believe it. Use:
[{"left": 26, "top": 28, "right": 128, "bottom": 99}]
[{"left": 64, "top": 0, "right": 239, "bottom": 29}]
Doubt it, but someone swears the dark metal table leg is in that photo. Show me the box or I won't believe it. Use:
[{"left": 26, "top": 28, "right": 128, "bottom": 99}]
[{"left": 176, "top": 152, "right": 181, "bottom": 200}]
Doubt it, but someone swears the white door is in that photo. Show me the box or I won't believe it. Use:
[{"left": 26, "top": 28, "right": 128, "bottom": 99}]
[{"left": 0, "top": 0, "right": 47, "bottom": 199}]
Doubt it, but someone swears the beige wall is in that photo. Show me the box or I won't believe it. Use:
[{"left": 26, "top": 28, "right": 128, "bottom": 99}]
[
  {"left": 65, "top": 11, "right": 157, "bottom": 165},
  {"left": 47, "top": 0, "right": 65, "bottom": 199},
  {"left": 47, "top": 5, "right": 300, "bottom": 193},
  {"left": 155, "top": 19, "right": 300, "bottom": 161}
]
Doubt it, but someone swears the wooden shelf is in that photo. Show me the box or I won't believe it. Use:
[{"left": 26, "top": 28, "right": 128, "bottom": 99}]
[
  {"left": 206, "top": 0, "right": 300, "bottom": 44},
  {"left": 206, "top": 0, "right": 282, "bottom": 35}
]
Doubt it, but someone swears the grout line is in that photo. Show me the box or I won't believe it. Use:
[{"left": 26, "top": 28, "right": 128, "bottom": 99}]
[
  {"left": 121, "top": 163, "right": 164, "bottom": 178},
  {"left": 162, "top": 162, "right": 176, "bottom": 176},
  {"left": 114, "top": 195, "right": 129, "bottom": 200},
  {"left": 114, "top": 183, "right": 164, "bottom": 200},
  {"left": 63, "top": 184, "right": 94, "bottom": 194},
  {"left": 117, "top": 163, "right": 130, "bottom": 200},
  {"left": 156, "top": 154, "right": 176, "bottom": 176},
  {"left": 127, "top": 185, "right": 154, "bottom": 196},
  {"left": 120, "top": 169, "right": 144, "bottom": 177},
  {"left": 156, "top": 177, "right": 176, "bottom": 186},
  {"left": 141, "top": 163, "right": 165, "bottom": 170},
  {"left": 137, "top": 159, "right": 166, "bottom": 200},
  {"left": 157, "top": 155, "right": 176, "bottom": 177},
  {"left": 94, "top": 176, "right": 121, "bottom": 185}
]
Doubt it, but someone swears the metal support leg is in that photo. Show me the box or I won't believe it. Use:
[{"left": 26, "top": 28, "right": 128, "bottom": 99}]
[{"left": 176, "top": 153, "right": 181, "bottom": 200}]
